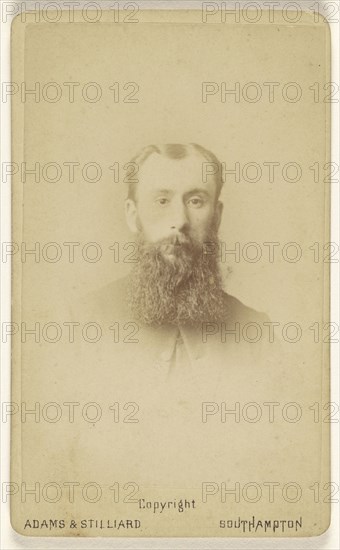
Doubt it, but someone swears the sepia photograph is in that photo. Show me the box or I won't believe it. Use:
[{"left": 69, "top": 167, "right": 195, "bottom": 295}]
[{"left": 4, "top": 1, "right": 336, "bottom": 543}]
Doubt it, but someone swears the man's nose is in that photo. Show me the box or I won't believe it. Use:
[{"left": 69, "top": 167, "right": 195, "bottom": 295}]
[{"left": 170, "top": 202, "right": 189, "bottom": 232}]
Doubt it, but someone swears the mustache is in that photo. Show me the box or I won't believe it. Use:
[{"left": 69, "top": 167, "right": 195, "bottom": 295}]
[
  {"left": 138, "top": 233, "right": 205, "bottom": 258},
  {"left": 142, "top": 234, "right": 192, "bottom": 247},
  {"left": 157, "top": 234, "right": 192, "bottom": 257}
]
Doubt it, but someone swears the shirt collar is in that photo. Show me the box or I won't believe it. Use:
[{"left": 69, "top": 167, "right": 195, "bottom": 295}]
[{"left": 140, "top": 322, "right": 205, "bottom": 363}]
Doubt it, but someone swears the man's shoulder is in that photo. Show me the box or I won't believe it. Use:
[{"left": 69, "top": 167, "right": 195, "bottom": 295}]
[
  {"left": 97, "top": 277, "right": 130, "bottom": 301},
  {"left": 83, "top": 276, "right": 131, "bottom": 319},
  {"left": 222, "top": 291, "right": 269, "bottom": 325}
]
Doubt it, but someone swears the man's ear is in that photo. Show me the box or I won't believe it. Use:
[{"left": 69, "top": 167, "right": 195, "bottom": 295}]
[
  {"left": 125, "top": 199, "right": 139, "bottom": 233},
  {"left": 215, "top": 200, "right": 223, "bottom": 231}
]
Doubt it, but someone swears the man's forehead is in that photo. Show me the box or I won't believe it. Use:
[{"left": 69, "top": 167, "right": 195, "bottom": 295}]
[{"left": 138, "top": 152, "right": 208, "bottom": 187}]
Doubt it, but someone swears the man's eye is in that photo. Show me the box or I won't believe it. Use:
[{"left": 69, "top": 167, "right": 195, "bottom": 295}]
[
  {"left": 155, "top": 197, "right": 169, "bottom": 206},
  {"left": 187, "top": 197, "right": 204, "bottom": 208}
]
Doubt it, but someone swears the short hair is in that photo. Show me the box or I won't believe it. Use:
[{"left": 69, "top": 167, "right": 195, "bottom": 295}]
[{"left": 126, "top": 143, "right": 223, "bottom": 202}]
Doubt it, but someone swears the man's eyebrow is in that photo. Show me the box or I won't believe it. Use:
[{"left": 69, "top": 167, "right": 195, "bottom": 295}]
[
  {"left": 151, "top": 188, "right": 172, "bottom": 195},
  {"left": 150, "top": 188, "right": 211, "bottom": 197},
  {"left": 184, "top": 188, "right": 210, "bottom": 197}
]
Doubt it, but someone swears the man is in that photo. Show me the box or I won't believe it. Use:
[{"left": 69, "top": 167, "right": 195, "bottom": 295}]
[
  {"left": 91, "top": 143, "right": 269, "bottom": 376},
  {"left": 73, "top": 145, "right": 284, "bottom": 496}
]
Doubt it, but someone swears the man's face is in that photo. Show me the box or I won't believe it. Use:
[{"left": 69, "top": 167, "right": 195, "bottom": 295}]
[
  {"left": 125, "top": 152, "right": 222, "bottom": 260},
  {"left": 125, "top": 151, "right": 225, "bottom": 325}
]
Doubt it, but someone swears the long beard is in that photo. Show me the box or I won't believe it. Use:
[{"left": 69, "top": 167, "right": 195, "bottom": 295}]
[{"left": 127, "top": 231, "right": 225, "bottom": 326}]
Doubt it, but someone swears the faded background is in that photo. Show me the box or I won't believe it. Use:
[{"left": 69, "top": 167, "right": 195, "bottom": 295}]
[{"left": 11, "top": 9, "right": 331, "bottom": 538}]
